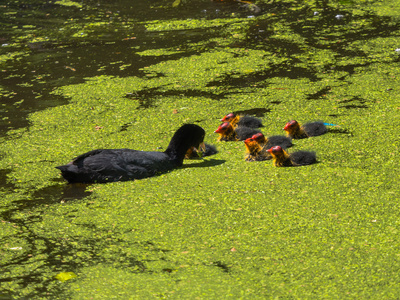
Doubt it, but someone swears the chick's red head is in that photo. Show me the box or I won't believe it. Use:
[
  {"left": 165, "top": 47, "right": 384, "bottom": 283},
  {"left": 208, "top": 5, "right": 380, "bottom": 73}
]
[
  {"left": 283, "top": 120, "right": 299, "bottom": 131},
  {"left": 214, "top": 122, "right": 232, "bottom": 134},
  {"left": 252, "top": 132, "right": 266, "bottom": 143},
  {"left": 244, "top": 137, "right": 254, "bottom": 145},
  {"left": 220, "top": 113, "right": 235, "bottom": 122},
  {"left": 267, "top": 145, "right": 283, "bottom": 154}
]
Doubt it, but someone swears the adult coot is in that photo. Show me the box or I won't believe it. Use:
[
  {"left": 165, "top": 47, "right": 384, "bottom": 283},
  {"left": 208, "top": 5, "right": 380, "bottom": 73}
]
[
  {"left": 214, "top": 122, "right": 260, "bottom": 141},
  {"left": 221, "top": 113, "right": 263, "bottom": 128},
  {"left": 56, "top": 124, "right": 206, "bottom": 183},
  {"left": 267, "top": 145, "right": 316, "bottom": 167}
]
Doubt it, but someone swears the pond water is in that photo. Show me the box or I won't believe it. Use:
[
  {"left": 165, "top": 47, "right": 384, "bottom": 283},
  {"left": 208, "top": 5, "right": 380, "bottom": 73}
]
[
  {"left": 2, "top": 0, "right": 400, "bottom": 298},
  {"left": 1, "top": 0, "right": 257, "bottom": 135}
]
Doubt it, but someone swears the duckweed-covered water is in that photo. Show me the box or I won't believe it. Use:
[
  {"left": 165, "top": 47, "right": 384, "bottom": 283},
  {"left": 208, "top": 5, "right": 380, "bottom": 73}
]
[{"left": 1, "top": 0, "right": 400, "bottom": 298}]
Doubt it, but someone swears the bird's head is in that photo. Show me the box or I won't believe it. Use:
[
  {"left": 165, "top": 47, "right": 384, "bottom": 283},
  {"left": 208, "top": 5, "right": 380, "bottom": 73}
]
[
  {"left": 214, "top": 122, "right": 233, "bottom": 134},
  {"left": 220, "top": 113, "right": 236, "bottom": 122},
  {"left": 283, "top": 120, "right": 300, "bottom": 133},
  {"left": 252, "top": 132, "right": 266, "bottom": 143},
  {"left": 267, "top": 145, "right": 283, "bottom": 155}
]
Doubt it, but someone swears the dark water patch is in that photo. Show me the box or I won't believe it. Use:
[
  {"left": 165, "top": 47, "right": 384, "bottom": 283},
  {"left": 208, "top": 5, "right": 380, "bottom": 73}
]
[
  {"left": 306, "top": 86, "right": 332, "bottom": 100},
  {"left": 291, "top": 6, "right": 400, "bottom": 57},
  {"left": 0, "top": 169, "right": 16, "bottom": 191},
  {"left": 1, "top": 1, "right": 226, "bottom": 137}
]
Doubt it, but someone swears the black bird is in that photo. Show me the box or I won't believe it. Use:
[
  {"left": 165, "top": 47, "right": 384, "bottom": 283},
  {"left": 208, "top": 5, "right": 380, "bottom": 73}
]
[
  {"left": 267, "top": 146, "right": 317, "bottom": 167},
  {"left": 56, "top": 124, "right": 206, "bottom": 183},
  {"left": 221, "top": 113, "right": 263, "bottom": 128},
  {"left": 283, "top": 120, "right": 338, "bottom": 139},
  {"left": 214, "top": 122, "right": 260, "bottom": 141}
]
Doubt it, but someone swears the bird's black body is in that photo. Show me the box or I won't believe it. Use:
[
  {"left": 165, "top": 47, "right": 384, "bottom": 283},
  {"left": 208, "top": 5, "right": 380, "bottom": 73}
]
[
  {"left": 268, "top": 145, "right": 316, "bottom": 167},
  {"left": 56, "top": 124, "right": 205, "bottom": 183},
  {"left": 302, "top": 122, "right": 328, "bottom": 137},
  {"left": 284, "top": 120, "right": 328, "bottom": 139},
  {"left": 289, "top": 151, "right": 317, "bottom": 166},
  {"left": 202, "top": 143, "right": 218, "bottom": 157},
  {"left": 264, "top": 135, "right": 293, "bottom": 149},
  {"left": 235, "top": 126, "right": 261, "bottom": 141},
  {"left": 237, "top": 116, "right": 263, "bottom": 128}
]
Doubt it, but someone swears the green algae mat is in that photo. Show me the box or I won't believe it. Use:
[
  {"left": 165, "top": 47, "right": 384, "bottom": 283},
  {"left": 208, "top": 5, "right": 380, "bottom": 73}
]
[{"left": 1, "top": 0, "right": 400, "bottom": 298}]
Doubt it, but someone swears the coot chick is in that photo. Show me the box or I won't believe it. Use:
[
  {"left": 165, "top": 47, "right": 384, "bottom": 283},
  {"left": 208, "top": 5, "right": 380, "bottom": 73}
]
[
  {"left": 267, "top": 145, "right": 316, "bottom": 167},
  {"left": 244, "top": 138, "right": 270, "bottom": 161},
  {"left": 252, "top": 132, "right": 293, "bottom": 150},
  {"left": 214, "top": 122, "right": 261, "bottom": 141},
  {"left": 221, "top": 113, "right": 263, "bottom": 128},
  {"left": 283, "top": 120, "right": 334, "bottom": 139},
  {"left": 185, "top": 143, "right": 218, "bottom": 159},
  {"left": 56, "top": 124, "right": 206, "bottom": 183}
]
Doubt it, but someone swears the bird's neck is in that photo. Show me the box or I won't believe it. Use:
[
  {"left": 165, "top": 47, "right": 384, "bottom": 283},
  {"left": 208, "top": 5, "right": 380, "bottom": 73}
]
[
  {"left": 164, "top": 139, "right": 191, "bottom": 166},
  {"left": 230, "top": 116, "right": 240, "bottom": 127},
  {"left": 289, "top": 126, "right": 307, "bottom": 139},
  {"left": 218, "top": 128, "right": 237, "bottom": 141},
  {"left": 245, "top": 144, "right": 262, "bottom": 155},
  {"left": 273, "top": 150, "right": 291, "bottom": 167}
]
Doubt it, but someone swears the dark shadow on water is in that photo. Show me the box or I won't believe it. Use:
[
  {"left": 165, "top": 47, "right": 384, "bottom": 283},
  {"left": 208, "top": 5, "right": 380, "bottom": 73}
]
[
  {"left": 338, "top": 96, "right": 368, "bottom": 109},
  {"left": 233, "top": 107, "right": 270, "bottom": 117},
  {"left": 329, "top": 128, "right": 353, "bottom": 136},
  {"left": 33, "top": 182, "right": 92, "bottom": 204},
  {"left": 182, "top": 159, "right": 226, "bottom": 169},
  {"left": 306, "top": 86, "right": 332, "bottom": 100},
  {"left": 0, "top": 169, "right": 16, "bottom": 190},
  {"left": 0, "top": 183, "right": 93, "bottom": 223},
  {"left": 211, "top": 261, "right": 230, "bottom": 273}
]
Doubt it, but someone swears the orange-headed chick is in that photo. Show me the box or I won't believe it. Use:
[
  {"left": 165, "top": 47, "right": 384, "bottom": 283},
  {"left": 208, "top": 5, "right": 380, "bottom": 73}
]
[
  {"left": 283, "top": 120, "right": 329, "bottom": 139},
  {"left": 252, "top": 132, "right": 292, "bottom": 150},
  {"left": 214, "top": 122, "right": 260, "bottom": 141},
  {"left": 221, "top": 113, "right": 263, "bottom": 128},
  {"left": 267, "top": 145, "right": 316, "bottom": 167},
  {"left": 244, "top": 138, "right": 270, "bottom": 161}
]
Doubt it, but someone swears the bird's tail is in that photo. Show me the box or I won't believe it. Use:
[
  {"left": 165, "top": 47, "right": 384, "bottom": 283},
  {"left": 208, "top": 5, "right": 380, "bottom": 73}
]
[{"left": 323, "top": 122, "right": 340, "bottom": 127}]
